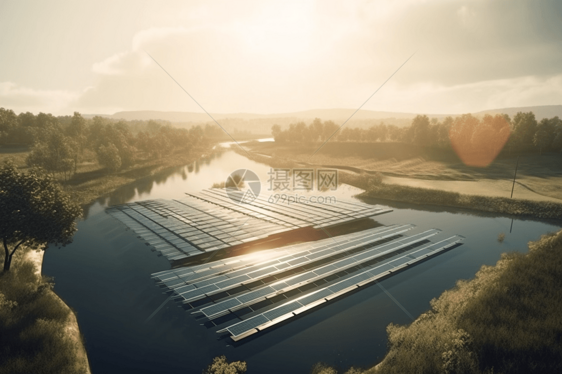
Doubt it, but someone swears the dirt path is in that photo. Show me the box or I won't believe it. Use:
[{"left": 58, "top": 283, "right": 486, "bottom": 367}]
[{"left": 384, "top": 176, "right": 562, "bottom": 203}]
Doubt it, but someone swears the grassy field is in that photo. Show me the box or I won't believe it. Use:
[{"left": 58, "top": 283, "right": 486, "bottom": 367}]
[
  {"left": 0, "top": 145, "right": 30, "bottom": 168},
  {"left": 245, "top": 141, "right": 562, "bottom": 203}
]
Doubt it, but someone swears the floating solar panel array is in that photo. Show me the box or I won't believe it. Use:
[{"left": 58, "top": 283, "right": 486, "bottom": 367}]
[
  {"left": 154, "top": 224, "right": 414, "bottom": 302},
  {"left": 188, "top": 188, "right": 392, "bottom": 229},
  {"left": 152, "top": 224, "right": 464, "bottom": 342},
  {"left": 107, "top": 188, "right": 392, "bottom": 262},
  {"left": 107, "top": 198, "right": 288, "bottom": 261}
]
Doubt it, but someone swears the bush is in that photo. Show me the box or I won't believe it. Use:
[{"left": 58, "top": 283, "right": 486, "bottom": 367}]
[{"left": 203, "top": 355, "right": 247, "bottom": 374}]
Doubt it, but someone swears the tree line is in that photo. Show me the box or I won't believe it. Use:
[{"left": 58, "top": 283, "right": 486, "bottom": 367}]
[
  {"left": 0, "top": 108, "right": 221, "bottom": 178},
  {"left": 271, "top": 112, "right": 562, "bottom": 155}
]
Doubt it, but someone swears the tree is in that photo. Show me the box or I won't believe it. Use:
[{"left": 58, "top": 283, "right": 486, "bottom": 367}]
[
  {"left": 410, "top": 115, "right": 431, "bottom": 145},
  {"left": 203, "top": 356, "right": 247, "bottom": 374},
  {"left": 26, "top": 129, "right": 76, "bottom": 180},
  {"left": 310, "top": 118, "right": 324, "bottom": 142},
  {"left": 0, "top": 108, "right": 18, "bottom": 145},
  {"left": 552, "top": 130, "right": 562, "bottom": 154},
  {"left": 379, "top": 123, "right": 388, "bottom": 142},
  {"left": 66, "top": 112, "right": 87, "bottom": 173},
  {"left": 511, "top": 112, "right": 537, "bottom": 151},
  {"left": 271, "top": 124, "right": 282, "bottom": 141},
  {"left": 97, "top": 143, "right": 122, "bottom": 172},
  {"left": 0, "top": 161, "right": 82, "bottom": 272},
  {"left": 533, "top": 119, "right": 553, "bottom": 155},
  {"left": 322, "top": 120, "right": 339, "bottom": 141}
]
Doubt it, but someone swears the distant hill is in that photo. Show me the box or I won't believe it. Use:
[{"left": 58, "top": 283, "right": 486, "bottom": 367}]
[
  {"left": 475, "top": 105, "right": 562, "bottom": 120},
  {"left": 86, "top": 105, "right": 562, "bottom": 123},
  {"left": 87, "top": 108, "right": 417, "bottom": 123}
]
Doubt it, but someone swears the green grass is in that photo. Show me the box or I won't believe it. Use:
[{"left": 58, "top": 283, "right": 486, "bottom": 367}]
[
  {"left": 0, "top": 249, "right": 89, "bottom": 374},
  {"left": 0, "top": 145, "right": 30, "bottom": 168}
]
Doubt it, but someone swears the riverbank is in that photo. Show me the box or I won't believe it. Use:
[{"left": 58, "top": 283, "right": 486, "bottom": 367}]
[
  {"left": 312, "top": 229, "right": 562, "bottom": 374},
  {"left": 358, "top": 181, "right": 562, "bottom": 221},
  {"left": 236, "top": 146, "right": 562, "bottom": 221},
  {"left": 63, "top": 143, "right": 217, "bottom": 206},
  {"left": 0, "top": 142, "right": 217, "bottom": 207},
  {"left": 25, "top": 250, "right": 91, "bottom": 374},
  {"left": 0, "top": 247, "right": 91, "bottom": 374}
]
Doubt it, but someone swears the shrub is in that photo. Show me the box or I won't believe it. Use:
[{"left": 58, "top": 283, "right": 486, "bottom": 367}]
[{"left": 203, "top": 355, "right": 247, "bottom": 374}]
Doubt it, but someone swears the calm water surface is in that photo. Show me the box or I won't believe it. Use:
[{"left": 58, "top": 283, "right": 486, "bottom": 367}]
[{"left": 43, "top": 148, "right": 561, "bottom": 374}]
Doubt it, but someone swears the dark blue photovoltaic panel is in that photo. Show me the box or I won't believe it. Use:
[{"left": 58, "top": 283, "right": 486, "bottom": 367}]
[{"left": 227, "top": 315, "right": 269, "bottom": 336}]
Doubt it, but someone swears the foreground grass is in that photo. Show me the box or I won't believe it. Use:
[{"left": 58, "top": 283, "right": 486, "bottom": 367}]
[{"left": 0, "top": 249, "right": 89, "bottom": 374}]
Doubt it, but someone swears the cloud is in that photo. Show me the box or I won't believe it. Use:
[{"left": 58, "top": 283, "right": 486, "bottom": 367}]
[
  {"left": 3, "top": 0, "right": 562, "bottom": 115},
  {"left": 0, "top": 82, "right": 81, "bottom": 114},
  {"left": 361, "top": 74, "right": 562, "bottom": 114},
  {"left": 92, "top": 51, "right": 151, "bottom": 75}
]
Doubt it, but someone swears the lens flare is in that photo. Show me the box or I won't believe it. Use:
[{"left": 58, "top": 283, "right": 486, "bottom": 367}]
[{"left": 449, "top": 114, "right": 511, "bottom": 167}]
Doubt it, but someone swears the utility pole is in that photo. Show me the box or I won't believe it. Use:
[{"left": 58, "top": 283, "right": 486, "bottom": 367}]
[
  {"left": 510, "top": 156, "right": 520, "bottom": 199},
  {"left": 510, "top": 155, "right": 520, "bottom": 233}
]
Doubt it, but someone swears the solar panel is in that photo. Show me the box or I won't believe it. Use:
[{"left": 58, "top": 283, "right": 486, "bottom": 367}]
[
  {"left": 263, "top": 301, "right": 301, "bottom": 321},
  {"left": 227, "top": 315, "right": 269, "bottom": 337},
  {"left": 237, "top": 287, "right": 274, "bottom": 304},
  {"left": 199, "top": 298, "right": 243, "bottom": 318},
  {"left": 295, "top": 288, "right": 334, "bottom": 305}
]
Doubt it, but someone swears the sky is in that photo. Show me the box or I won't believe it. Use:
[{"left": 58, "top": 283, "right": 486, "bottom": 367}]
[{"left": 0, "top": 0, "right": 561, "bottom": 116}]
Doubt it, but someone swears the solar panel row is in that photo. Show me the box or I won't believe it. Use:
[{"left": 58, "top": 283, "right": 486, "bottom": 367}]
[
  {"left": 151, "top": 224, "right": 402, "bottom": 284},
  {"left": 197, "top": 229, "right": 439, "bottom": 320},
  {"left": 172, "top": 225, "right": 416, "bottom": 303},
  {"left": 198, "top": 188, "right": 392, "bottom": 229},
  {"left": 218, "top": 235, "right": 463, "bottom": 341},
  {"left": 108, "top": 190, "right": 393, "bottom": 263}
]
